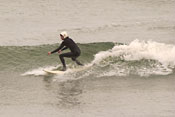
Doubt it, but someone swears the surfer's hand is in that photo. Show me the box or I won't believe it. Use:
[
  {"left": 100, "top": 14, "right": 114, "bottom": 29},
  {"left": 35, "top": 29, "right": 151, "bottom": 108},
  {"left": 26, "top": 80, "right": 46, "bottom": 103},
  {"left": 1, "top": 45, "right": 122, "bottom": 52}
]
[
  {"left": 48, "top": 52, "right": 51, "bottom": 55},
  {"left": 58, "top": 50, "right": 61, "bottom": 53}
]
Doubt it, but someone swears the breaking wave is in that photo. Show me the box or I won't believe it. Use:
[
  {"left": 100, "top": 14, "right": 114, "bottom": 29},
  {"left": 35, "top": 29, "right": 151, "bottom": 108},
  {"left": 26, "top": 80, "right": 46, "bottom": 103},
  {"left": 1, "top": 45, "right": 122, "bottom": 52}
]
[
  {"left": 90, "top": 39, "right": 175, "bottom": 77},
  {"left": 21, "top": 40, "right": 175, "bottom": 77}
]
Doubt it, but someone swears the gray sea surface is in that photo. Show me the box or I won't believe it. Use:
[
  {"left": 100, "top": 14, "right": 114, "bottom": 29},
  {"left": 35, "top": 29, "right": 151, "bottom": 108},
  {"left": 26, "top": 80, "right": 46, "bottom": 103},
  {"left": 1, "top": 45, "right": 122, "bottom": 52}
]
[{"left": 0, "top": 0, "right": 175, "bottom": 45}]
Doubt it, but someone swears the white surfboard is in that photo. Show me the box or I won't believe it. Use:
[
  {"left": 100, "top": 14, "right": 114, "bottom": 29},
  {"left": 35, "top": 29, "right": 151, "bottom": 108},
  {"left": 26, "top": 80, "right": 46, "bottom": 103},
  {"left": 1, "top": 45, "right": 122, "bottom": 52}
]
[{"left": 43, "top": 69, "right": 65, "bottom": 74}]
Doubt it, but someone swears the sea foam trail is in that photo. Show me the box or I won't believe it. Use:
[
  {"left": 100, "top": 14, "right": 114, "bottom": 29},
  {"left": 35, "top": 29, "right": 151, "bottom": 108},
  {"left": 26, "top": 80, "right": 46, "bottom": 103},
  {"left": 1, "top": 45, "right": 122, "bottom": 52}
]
[
  {"left": 21, "top": 66, "right": 57, "bottom": 76},
  {"left": 91, "top": 39, "right": 175, "bottom": 76},
  {"left": 21, "top": 64, "right": 92, "bottom": 77}
]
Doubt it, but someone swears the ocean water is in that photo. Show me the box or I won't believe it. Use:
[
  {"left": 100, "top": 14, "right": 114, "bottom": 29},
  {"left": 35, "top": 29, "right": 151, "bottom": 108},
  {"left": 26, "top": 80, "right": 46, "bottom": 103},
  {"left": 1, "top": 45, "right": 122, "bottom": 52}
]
[{"left": 0, "top": 0, "right": 175, "bottom": 117}]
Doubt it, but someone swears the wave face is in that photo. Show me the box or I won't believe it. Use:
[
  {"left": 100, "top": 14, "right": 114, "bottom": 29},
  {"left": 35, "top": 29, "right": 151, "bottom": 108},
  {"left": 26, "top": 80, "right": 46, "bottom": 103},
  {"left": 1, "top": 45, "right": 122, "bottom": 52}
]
[
  {"left": 1, "top": 40, "right": 175, "bottom": 77},
  {"left": 0, "top": 42, "right": 114, "bottom": 72}
]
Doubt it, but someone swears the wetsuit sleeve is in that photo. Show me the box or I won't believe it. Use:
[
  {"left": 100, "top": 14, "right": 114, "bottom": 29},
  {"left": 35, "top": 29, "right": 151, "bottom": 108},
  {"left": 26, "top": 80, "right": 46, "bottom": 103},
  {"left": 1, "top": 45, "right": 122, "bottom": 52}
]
[
  {"left": 61, "top": 47, "right": 68, "bottom": 51},
  {"left": 51, "top": 42, "right": 64, "bottom": 54}
]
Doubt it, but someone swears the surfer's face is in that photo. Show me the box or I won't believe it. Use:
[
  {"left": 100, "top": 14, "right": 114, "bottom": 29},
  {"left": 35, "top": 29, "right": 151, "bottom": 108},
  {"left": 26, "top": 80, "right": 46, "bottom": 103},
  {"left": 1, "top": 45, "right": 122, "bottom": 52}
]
[{"left": 60, "top": 35, "right": 64, "bottom": 40}]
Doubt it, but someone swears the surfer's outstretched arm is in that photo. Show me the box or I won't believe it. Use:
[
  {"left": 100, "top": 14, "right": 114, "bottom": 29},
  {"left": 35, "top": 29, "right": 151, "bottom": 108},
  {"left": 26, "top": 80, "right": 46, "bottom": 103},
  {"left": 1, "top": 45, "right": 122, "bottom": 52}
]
[
  {"left": 51, "top": 43, "right": 64, "bottom": 54},
  {"left": 48, "top": 42, "right": 65, "bottom": 55}
]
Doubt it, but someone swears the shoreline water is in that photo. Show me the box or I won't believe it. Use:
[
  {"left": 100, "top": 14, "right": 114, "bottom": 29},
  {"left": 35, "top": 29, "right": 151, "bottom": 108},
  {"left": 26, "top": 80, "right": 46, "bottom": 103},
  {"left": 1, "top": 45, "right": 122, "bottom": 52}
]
[{"left": 0, "top": 71, "right": 175, "bottom": 117}]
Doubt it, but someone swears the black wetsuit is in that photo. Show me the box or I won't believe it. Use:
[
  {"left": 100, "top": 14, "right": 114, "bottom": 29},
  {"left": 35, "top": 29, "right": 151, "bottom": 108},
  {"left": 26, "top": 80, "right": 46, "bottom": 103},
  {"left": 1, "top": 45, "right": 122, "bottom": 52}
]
[{"left": 51, "top": 37, "right": 82, "bottom": 68}]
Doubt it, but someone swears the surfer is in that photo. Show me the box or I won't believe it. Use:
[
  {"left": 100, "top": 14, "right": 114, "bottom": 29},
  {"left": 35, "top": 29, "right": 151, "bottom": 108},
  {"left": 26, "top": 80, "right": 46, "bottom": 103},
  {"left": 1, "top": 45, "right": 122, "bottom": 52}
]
[{"left": 48, "top": 31, "right": 83, "bottom": 71}]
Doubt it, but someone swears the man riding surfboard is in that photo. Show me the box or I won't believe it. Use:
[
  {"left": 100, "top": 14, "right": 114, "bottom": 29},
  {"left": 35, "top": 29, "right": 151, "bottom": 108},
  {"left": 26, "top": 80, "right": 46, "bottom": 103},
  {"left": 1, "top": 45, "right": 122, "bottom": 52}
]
[{"left": 48, "top": 31, "right": 83, "bottom": 71}]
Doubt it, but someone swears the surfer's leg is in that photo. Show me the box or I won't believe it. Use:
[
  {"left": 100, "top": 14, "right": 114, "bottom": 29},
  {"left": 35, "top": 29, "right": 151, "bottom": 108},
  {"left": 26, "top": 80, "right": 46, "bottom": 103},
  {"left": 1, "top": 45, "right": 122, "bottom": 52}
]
[
  {"left": 59, "top": 52, "right": 74, "bottom": 70},
  {"left": 59, "top": 54, "right": 68, "bottom": 70},
  {"left": 60, "top": 52, "right": 83, "bottom": 68},
  {"left": 71, "top": 57, "right": 84, "bottom": 66},
  {"left": 75, "top": 59, "right": 84, "bottom": 66}
]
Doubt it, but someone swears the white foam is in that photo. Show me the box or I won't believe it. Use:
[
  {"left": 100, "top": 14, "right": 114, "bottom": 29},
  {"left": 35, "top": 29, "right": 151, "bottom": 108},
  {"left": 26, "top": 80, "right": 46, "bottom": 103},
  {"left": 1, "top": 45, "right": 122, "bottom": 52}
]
[
  {"left": 21, "top": 66, "right": 58, "bottom": 76},
  {"left": 92, "top": 39, "right": 175, "bottom": 76},
  {"left": 94, "top": 39, "right": 175, "bottom": 65},
  {"left": 21, "top": 64, "right": 92, "bottom": 78}
]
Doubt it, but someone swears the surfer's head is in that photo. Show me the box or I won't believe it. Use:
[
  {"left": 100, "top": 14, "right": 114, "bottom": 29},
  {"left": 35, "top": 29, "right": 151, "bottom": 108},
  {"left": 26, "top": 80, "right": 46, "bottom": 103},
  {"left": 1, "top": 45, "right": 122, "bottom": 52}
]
[{"left": 60, "top": 31, "right": 68, "bottom": 40}]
